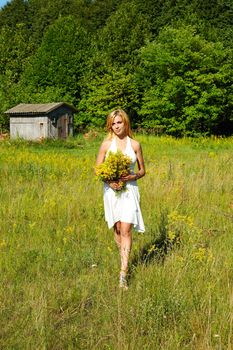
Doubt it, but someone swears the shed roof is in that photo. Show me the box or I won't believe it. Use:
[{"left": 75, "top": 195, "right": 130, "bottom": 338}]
[{"left": 5, "top": 102, "right": 77, "bottom": 115}]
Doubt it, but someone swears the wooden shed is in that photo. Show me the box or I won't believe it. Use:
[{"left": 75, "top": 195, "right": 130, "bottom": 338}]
[{"left": 5, "top": 102, "right": 77, "bottom": 140}]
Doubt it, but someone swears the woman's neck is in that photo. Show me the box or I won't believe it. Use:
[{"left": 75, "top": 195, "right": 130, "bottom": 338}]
[
  {"left": 114, "top": 133, "right": 127, "bottom": 141},
  {"left": 115, "top": 134, "right": 128, "bottom": 152}
]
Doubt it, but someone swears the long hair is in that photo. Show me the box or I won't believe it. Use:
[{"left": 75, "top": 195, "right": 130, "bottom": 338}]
[{"left": 106, "top": 109, "right": 133, "bottom": 139}]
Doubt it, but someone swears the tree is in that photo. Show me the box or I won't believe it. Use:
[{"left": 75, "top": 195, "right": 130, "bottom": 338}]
[
  {"left": 137, "top": 25, "right": 233, "bottom": 136},
  {"left": 0, "top": 23, "right": 33, "bottom": 81},
  {"left": 94, "top": 1, "right": 151, "bottom": 69},
  {"left": 0, "top": 22, "right": 35, "bottom": 129},
  {"left": 77, "top": 67, "right": 138, "bottom": 130},
  {"left": 0, "top": 0, "right": 29, "bottom": 29},
  {"left": 81, "top": 0, "right": 124, "bottom": 31},
  {"left": 1, "top": 0, "right": 233, "bottom": 134},
  {"left": 18, "top": 16, "right": 91, "bottom": 104},
  {"left": 76, "top": 1, "right": 151, "bottom": 130}
]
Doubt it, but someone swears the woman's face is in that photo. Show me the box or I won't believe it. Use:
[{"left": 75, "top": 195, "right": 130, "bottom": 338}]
[{"left": 111, "top": 116, "right": 126, "bottom": 137}]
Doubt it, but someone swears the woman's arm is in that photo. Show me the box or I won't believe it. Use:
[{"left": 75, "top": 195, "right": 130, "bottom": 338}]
[
  {"left": 95, "top": 141, "right": 109, "bottom": 168},
  {"left": 120, "top": 140, "right": 146, "bottom": 182},
  {"left": 134, "top": 141, "right": 146, "bottom": 180}
]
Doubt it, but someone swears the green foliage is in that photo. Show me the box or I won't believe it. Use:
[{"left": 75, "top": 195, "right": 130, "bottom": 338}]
[
  {"left": 138, "top": 26, "right": 233, "bottom": 136},
  {"left": 0, "top": 0, "right": 29, "bottom": 29},
  {"left": 0, "top": 22, "right": 34, "bottom": 127},
  {"left": 81, "top": 0, "right": 125, "bottom": 31},
  {"left": 19, "top": 16, "right": 90, "bottom": 102},
  {"left": 0, "top": 0, "right": 233, "bottom": 135},
  {"left": 0, "top": 23, "right": 33, "bottom": 81},
  {"left": 78, "top": 67, "right": 138, "bottom": 129},
  {"left": 95, "top": 1, "right": 151, "bottom": 68},
  {"left": 77, "top": 1, "right": 150, "bottom": 129}
]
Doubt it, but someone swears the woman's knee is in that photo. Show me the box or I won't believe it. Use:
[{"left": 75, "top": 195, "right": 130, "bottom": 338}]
[
  {"left": 120, "top": 228, "right": 131, "bottom": 238},
  {"left": 114, "top": 222, "right": 121, "bottom": 235}
]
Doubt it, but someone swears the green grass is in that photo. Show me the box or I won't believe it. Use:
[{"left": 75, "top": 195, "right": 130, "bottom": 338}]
[{"left": 0, "top": 135, "right": 233, "bottom": 349}]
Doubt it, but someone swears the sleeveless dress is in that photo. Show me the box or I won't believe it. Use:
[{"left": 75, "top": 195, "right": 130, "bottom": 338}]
[{"left": 103, "top": 136, "right": 145, "bottom": 232}]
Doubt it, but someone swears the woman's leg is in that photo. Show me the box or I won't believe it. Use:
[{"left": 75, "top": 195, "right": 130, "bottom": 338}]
[
  {"left": 119, "top": 222, "right": 132, "bottom": 273},
  {"left": 114, "top": 222, "right": 132, "bottom": 289},
  {"left": 114, "top": 221, "right": 121, "bottom": 251}
]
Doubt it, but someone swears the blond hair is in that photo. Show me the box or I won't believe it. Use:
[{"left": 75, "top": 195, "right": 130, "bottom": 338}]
[{"left": 106, "top": 109, "right": 133, "bottom": 139}]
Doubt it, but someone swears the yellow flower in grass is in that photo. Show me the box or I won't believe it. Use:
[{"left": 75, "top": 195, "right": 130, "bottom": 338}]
[
  {"left": 0, "top": 239, "right": 7, "bottom": 249},
  {"left": 167, "top": 230, "right": 176, "bottom": 242},
  {"left": 192, "top": 246, "right": 213, "bottom": 264},
  {"left": 65, "top": 225, "right": 75, "bottom": 235}
]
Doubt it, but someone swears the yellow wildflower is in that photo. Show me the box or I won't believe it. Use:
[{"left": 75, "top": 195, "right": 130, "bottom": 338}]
[{"left": 95, "top": 150, "right": 131, "bottom": 193}]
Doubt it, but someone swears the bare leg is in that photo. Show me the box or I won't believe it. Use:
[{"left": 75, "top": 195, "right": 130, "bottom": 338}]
[
  {"left": 114, "top": 221, "right": 121, "bottom": 251},
  {"left": 113, "top": 222, "right": 132, "bottom": 289},
  {"left": 120, "top": 222, "right": 132, "bottom": 273}
]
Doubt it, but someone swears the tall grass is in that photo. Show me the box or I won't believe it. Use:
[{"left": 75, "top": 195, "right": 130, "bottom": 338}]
[{"left": 0, "top": 135, "right": 233, "bottom": 349}]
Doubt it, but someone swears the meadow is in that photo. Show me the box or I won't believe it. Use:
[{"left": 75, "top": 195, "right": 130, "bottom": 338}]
[{"left": 0, "top": 134, "right": 233, "bottom": 350}]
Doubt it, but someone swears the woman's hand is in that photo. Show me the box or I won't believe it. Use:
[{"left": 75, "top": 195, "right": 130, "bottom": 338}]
[
  {"left": 108, "top": 181, "right": 124, "bottom": 191},
  {"left": 119, "top": 174, "right": 138, "bottom": 182}
]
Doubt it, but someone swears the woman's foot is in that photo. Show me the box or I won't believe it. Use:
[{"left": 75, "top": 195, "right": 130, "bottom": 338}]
[{"left": 119, "top": 270, "right": 128, "bottom": 290}]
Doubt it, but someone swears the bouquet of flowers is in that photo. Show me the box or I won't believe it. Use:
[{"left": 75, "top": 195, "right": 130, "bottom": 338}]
[{"left": 95, "top": 150, "right": 132, "bottom": 193}]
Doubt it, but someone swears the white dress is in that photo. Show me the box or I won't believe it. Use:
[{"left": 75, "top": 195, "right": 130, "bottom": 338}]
[{"left": 103, "top": 136, "right": 145, "bottom": 232}]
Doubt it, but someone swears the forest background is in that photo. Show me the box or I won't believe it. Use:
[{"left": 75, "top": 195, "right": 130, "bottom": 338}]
[{"left": 0, "top": 0, "right": 233, "bottom": 136}]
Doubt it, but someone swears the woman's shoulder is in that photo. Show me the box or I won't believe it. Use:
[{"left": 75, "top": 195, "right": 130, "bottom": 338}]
[
  {"left": 100, "top": 139, "right": 112, "bottom": 152},
  {"left": 129, "top": 137, "right": 141, "bottom": 151}
]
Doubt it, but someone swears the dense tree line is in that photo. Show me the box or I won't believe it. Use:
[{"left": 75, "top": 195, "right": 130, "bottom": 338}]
[{"left": 0, "top": 0, "right": 232, "bottom": 135}]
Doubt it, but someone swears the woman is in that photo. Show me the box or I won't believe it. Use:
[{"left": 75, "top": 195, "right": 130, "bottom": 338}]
[{"left": 96, "top": 109, "right": 145, "bottom": 289}]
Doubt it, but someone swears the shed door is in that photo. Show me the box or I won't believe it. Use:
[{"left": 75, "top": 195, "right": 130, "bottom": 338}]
[
  {"left": 57, "top": 115, "right": 68, "bottom": 139},
  {"left": 40, "top": 122, "right": 45, "bottom": 138}
]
